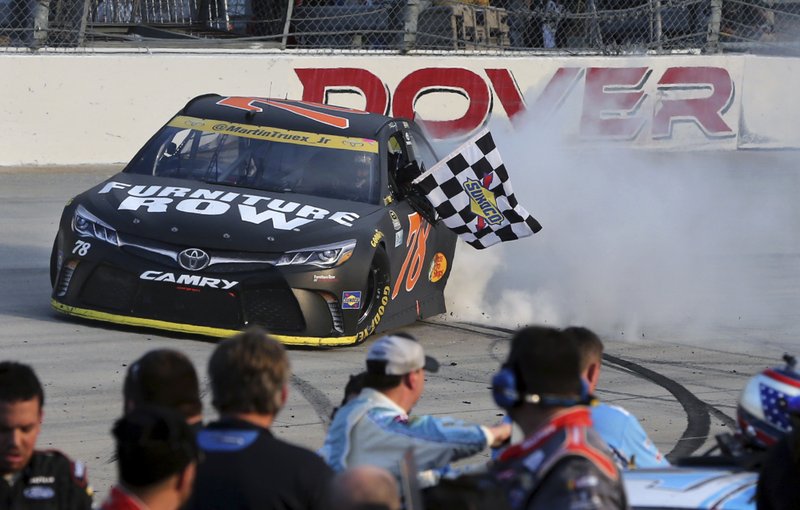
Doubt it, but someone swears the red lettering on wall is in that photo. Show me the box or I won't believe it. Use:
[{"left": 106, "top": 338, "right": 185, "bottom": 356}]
[
  {"left": 290, "top": 66, "right": 736, "bottom": 142},
  {"left": 528, "top": 67, "right": 584, "bottom": 122},
  {"left": 393, "top": 68, "right": 491, "bottom": 138},
  {"left": 580, "top": 67, "right": 649, "bottom": 140},
  {"left": 485, "top": 69, "right": 525, "bottom": 121},
  {"left": 295, "top": 68, "right": 390, "bottom": 115},
  {"left": 652, "top": 67, "right": 734, "bottom": 139}
]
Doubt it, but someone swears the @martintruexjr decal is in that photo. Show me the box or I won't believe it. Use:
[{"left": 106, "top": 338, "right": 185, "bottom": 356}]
[
  {"left": 98, "top": 181, "right": 360, "bottom": 230},
  {"left": 463, "top": 178, "right": 504, "bottom": 227},
  {"left": 342, "top": 291, "right": 362, "bottom": 310},
  {"left": 168, "top": 115, "right": 379, "bottom": 153}
]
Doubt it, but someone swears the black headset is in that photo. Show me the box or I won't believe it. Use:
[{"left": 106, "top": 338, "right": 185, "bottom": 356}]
[{"left": 491, "top": 363, "right": 591, "bottom": 410}]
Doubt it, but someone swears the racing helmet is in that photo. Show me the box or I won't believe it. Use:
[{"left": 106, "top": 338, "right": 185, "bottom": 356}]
[{"left": 737, "top": 354, "right": 800, "bottom": 448}]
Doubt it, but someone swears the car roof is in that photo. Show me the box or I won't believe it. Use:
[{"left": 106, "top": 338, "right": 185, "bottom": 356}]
[{"left": 181, "top": 94, "right": 405, "bottom": 140}]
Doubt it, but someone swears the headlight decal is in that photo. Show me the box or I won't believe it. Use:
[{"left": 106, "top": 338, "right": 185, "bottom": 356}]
[
  {"left": 72, "top": 205, "right": 120, "bottom": 246},
  {"left": 276, "top": 240, "right": 356, "bottom": 269}
]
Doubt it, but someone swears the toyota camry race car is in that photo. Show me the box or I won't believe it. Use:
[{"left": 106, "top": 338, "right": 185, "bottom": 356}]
[{"left": 50, "top": 95, "right": 457, "bottom": 346}]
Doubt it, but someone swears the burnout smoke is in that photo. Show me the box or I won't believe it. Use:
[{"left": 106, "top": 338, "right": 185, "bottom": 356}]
[{"left": 440, "top": 112, "right": 800, "bottom": 352}]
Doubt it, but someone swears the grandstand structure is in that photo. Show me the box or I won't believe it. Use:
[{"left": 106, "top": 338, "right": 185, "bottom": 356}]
[{"left": 0, "top": 0, "right": 797, "bottom": 53}]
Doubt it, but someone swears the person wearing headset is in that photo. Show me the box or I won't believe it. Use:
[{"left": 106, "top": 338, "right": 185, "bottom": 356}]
[{"left": 489, "top": 326, "right": 628, "bottom": 510}]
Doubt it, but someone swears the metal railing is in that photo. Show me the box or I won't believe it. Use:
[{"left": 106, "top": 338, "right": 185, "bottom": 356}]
[{"left": 2, "top": 0, "right": 799, "bottom": 53}]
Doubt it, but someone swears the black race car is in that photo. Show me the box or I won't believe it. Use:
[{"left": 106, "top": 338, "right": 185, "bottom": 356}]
[{"left": 50, "top": 95, "right": 456, "bottom": 346}]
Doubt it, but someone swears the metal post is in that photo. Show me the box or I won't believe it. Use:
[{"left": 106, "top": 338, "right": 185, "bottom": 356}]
[
  {"left": 706, "top": 0, "right": 721, "bottom": 52},
  {"left": 402, "top": 0, "right": 420, "bottom": 52},
  {"left": 280, "top": 0, "right": 293, "bottom": 49},
  {"left": 30, "top": 0, "right": 51, "bottom": 48},
  {"left": 76, "top": 0, "right": 91, "bottom": 45},
  {"left": 652, "top": 0, "right": 662, "bottom": 50}
]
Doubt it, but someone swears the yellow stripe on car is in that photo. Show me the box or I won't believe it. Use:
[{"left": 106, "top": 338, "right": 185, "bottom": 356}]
[{"left": 50, "top": 299, "right": 359, "bottom": 346}]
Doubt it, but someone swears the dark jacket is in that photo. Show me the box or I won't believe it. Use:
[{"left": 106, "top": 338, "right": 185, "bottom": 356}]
[
  {"left": 187, "top": 417, "right": 333, "bottom": 510},
  {"left": 491, "top": 407, "right": 629, "bottom": 510},
  {"left": 0, "top": 450, "right": 92, "bottom": 510},
  {"left": 757, "top": 431, "right": 800, "bottom": 510}
]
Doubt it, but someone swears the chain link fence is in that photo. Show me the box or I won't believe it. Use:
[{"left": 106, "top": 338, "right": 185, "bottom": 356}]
[{"left": 1, "top": 0, "right": 799, "bottom": 52}]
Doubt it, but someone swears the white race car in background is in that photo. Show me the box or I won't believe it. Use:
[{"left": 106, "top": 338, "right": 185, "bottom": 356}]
[
  {"left": 625, "top": 463, "right": 756, "bottom": 509},
  {"left": 625, "top": 353, "right": 800, "bottom": 510}
]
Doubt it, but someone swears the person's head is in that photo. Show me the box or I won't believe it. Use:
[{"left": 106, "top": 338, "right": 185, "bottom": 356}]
[
  {"left": 331, "top": 372, "right": 368, "bottom": 420},
  {"left": 113, "top": 406, "right": 199, "bottom": 507},
  {"left": 328, "top": 465, "right": 401, "bottom": 510},
  {"left": 494, "top": 326, "right": 585, "bottom": 432},
  {"left": 124, "top": 349, "right": 202, "bottom": 424},
  {"left": 737, "top": 354, "right": 800, "bottom": 449},
  {"left": 562, "top": 326, "right": 604, "bottom": 393},
  {"left": 364, "top": 332, "right": 439, "bottom": 412},
  {"left": 0, "top": 361, "right": 44, "bottom": 475},
  {"left": 208, "top": 326, "right": 290, "bottom": 417}
]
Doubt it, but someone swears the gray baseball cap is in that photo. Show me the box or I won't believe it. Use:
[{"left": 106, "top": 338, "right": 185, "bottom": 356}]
[{"left": 366, "top": 334, "right": 440, "bottom": 375}]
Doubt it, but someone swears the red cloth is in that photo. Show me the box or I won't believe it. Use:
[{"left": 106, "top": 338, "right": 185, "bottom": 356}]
[{"left": 100, "top": 486, "right": 148, "bottom": 510}]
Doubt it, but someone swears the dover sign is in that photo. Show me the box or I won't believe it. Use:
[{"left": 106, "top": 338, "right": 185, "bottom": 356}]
[
  {"left": 0, "top": 54, "right": 750, "bottom": 165},
  {"left": 296, "top": 63, "right": 740, "bottom": 146}
]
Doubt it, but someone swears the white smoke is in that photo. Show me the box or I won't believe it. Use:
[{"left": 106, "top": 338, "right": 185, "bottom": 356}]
[{"left": 440, "top": 108, "right": 800, "bottom": 351}]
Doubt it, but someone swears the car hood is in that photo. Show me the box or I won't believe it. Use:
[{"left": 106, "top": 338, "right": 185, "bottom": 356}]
[
  {"left": 623, "top": 467, "right": 757, "bottom": 509},
  {"left": 74, "top": 174, "right": 383, "bottom": 251}
]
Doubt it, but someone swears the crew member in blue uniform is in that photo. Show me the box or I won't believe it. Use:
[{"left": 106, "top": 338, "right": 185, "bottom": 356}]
[{"left": 565, "top": 326, "right": 669, "bottom": 469}]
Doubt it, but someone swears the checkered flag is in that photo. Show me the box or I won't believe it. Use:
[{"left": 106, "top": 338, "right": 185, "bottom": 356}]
[{"left": 412, "top": 128, "right": 541, "bottom": 250}]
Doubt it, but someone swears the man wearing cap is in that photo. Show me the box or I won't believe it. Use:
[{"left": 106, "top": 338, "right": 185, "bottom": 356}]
[
  {"left": 0, "top": 361, "right": 93, "bottom": 510},
  {"left": 101, "top": 406, "right": 199, "bottom": 510},
  {"left": 321, "top": 332, "right": 511, "bottom": 480},
  {"left": 489, "top": 326, "right": 627, "bottom": 510}
]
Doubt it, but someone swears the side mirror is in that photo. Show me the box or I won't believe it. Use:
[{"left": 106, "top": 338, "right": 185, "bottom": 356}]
[{"left": 163, "top": 142, "right": 178, "bottom": 158}]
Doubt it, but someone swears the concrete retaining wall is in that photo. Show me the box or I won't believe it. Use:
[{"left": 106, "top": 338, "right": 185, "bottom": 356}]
[{"left": 0, "top": 51, "right": 794, "bottom": 165}]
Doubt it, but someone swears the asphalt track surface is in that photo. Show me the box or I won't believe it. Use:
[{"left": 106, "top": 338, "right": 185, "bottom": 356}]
[{"left": 0, "top": 159, "right": 796, "bottom": 500}]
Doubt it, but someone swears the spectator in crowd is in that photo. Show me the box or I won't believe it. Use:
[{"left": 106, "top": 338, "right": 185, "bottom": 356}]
[
  {"left": 321, "top": 332, "right": 511, "bottom": 479},
  {"left": 756, "top": 395, "right": 800, "bottom": 510},
  {"left": 490, "top": 326, "right": 628, "bottom": 509},
  {"left": 187, "top": 327, "right": 333, "bottom": 510},
  {"left": 328, "top": 465, "right": 401, "bottom": 510},
  {"left": 101, "top": 406, "right": 199, "bottom": 510},
  {"left": 565, "top": 326, "right": 669, "bottom": 469},
  {"left": 0, "top": 361, "right": 93, "bottom": 509},
  {"left": 123, "top": 349, "right": 203, "bottom": 431}
]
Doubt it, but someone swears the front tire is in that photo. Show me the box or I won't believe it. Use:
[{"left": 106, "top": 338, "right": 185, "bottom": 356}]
[
  {"left": 355, "top": 246, "right": 391, "bottom": 343},
  {"left": 49, "top": 236, "right": 61, "bottom": 288}
]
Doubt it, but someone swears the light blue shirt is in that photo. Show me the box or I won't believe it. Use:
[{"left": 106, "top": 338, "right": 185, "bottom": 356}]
[{"left": 592, "top": 403, "right": 670, "bottom": 468}]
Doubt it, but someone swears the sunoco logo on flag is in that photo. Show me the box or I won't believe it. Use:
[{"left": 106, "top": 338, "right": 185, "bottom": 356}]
[{"left": 412, "top": 128, "right": 541, "bottom": 249}]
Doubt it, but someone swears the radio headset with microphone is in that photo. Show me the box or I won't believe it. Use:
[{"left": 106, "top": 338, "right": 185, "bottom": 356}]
[{"left": 491, "top": 363, "right": 593, "bottom": 410}]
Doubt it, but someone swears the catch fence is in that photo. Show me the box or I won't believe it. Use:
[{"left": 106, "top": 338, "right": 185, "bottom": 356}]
[{"left": 1, "top": 0, "right": 798, "bottom": 53}]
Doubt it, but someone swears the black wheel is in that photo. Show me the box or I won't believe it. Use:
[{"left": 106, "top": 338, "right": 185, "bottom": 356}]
[{"left": 355, "top": 246, "right": 391, "bottom": 343}]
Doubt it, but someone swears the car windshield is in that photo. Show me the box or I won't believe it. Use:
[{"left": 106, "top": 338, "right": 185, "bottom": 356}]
[{"left": 125, "top": 115, "right": 381, "bottom": 204}]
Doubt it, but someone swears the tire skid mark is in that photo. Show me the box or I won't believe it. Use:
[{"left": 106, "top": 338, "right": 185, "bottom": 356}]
[
  {"left": 602, "top": 354, "right": 710, "bottom": 461},
  {"left": 290, "top": 374, "right": 334, "bottom": 427}
]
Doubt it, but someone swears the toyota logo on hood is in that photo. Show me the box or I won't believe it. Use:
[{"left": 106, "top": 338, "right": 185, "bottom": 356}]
[{"left": 178, "top": 248, "right": 210, "bottom": 271}]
